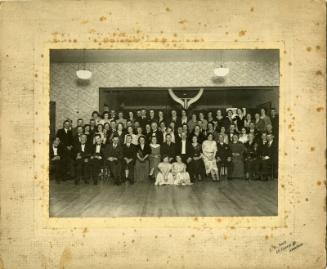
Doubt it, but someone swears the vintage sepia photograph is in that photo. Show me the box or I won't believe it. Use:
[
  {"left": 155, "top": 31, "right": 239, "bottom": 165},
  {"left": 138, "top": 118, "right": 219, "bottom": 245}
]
[{"left": 49, "top": 49, "right": 279, "bottom": 217}]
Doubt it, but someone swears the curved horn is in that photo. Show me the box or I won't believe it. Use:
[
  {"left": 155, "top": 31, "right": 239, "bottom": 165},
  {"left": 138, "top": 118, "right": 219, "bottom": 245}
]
[
  {"left": 168, "top": 88, "right": 185, "bottom": 108},
  {"left": 186, "top": 88, "right": 204, "bottom": 109}
]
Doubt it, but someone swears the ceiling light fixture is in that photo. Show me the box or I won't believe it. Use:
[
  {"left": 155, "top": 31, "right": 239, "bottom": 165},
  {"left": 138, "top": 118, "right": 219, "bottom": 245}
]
[{"left": 76, "top": 49, "right": 92, "bottom": 80}]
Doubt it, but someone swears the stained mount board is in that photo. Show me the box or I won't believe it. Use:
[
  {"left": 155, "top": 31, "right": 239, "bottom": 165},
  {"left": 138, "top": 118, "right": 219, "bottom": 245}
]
[{"left": 0, "top": 1, "right": 326, "bottom": 269}]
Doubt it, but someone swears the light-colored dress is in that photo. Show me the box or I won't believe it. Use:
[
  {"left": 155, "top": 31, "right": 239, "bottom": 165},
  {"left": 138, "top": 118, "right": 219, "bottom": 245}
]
[
  {"left": 155, "top": 162, "right": 174, "bottom": 185},
  {"left": 172, "top": 162, "right": 192, "bottom": 185},
  {"left": 149, "top": 144, "right": 161, "bottom": 177},
  {"left": 238, "top": 134, "right": 249, "bottom": 144},
  {"left": 202, "top": 140, "right": 218, "bottom": 174}
]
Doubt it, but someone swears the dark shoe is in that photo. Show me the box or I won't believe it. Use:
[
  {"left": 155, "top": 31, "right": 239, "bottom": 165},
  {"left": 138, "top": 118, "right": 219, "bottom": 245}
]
[{"left": 94, "top": 180, "right": 98, "bottom": 185}]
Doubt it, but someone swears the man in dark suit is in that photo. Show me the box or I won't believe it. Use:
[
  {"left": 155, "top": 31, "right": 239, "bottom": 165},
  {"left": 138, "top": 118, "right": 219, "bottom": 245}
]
[
  {"left": 139, "top": 109, "right": 148, "bottom": 129},
  {"left": 72, "top": 118, "right": 84, "bottom": 136},
  {"left": 90, "top": 134, "right": 105, "bottom": 185},
  {"left": 160, "top": 134, "right": 176, "bottom": 162},
  {"left": 175, "top": 132, "right": 192, "bottom": 164},
  {"left": 74, "top": 134, "right": 92, "bottom": 185},
  {"left": 122, "top": 134, "right": 136, "bottom": 184},
  {"left": 150, "top": 122, "right": 163, "bottom": 144},
  {"left": 216, "top": 134, "right": 232, "bottom": 179},
  {"left": 258, "top": 133, "right": 272, "bottom": 180},
  {"left": 50, "top": 137, "right": 65, "bottom": 184},
  {"left": 73, "top": 126, "right": 84, "bottom": 148},
  {"left": 56, "top": 120, "right": 74, "bottom": 179},
  {"left": 104, "top": 135, "right": 123, "bottom": 185}
]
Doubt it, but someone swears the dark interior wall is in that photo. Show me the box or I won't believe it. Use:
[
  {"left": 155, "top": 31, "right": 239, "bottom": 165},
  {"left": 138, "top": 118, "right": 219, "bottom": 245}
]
[{"left": 99, "top": 87, "right": 278, "bottom": 115}]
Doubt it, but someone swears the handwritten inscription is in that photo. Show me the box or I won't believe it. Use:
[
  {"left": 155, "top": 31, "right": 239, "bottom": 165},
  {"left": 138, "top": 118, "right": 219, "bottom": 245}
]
[{"left": 270, "top": 241, "right": 304, "bottom": 254}]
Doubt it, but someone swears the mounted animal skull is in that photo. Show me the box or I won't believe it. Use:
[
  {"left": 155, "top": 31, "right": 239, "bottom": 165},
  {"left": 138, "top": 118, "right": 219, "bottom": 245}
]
[{"left": 168, "top": 88, "right": 204, "bottom": 110}]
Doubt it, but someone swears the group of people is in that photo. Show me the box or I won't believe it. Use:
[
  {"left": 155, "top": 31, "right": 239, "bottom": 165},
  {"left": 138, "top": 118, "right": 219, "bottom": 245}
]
[{"left": 50, "top": 106, "right": 278, "bottom": 186}]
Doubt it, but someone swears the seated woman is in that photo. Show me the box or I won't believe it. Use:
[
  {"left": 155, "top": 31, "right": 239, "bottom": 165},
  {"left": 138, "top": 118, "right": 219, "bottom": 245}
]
[
  {"left": 172, "top": 155, "right": 192, "bottom": 185},
  {"left": 155, "top": 156, "right": 174, "bottom": 186},
  {"left": 202, "top": 133, "right": 219, "bottom": 181}
]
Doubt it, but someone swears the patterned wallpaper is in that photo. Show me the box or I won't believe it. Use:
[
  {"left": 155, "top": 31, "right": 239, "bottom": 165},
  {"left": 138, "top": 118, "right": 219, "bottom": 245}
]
[{"left": 50, "top": 59, "right": 279, "bottom": 129}]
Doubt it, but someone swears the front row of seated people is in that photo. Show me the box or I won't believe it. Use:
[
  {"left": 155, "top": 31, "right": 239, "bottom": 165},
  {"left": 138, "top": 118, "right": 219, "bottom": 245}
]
[{"left": 50, "top": 129, "right": 277, "bottom": 186}]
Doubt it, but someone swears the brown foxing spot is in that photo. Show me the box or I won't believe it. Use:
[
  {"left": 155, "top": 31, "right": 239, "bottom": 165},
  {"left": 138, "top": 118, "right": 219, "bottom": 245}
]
[
  {"left": 99, "top": 16, "right": 107, "bottom": 22},
  {"left": 191, "top": 234, "right": 195, "bottom": 238},
  {"left": 250, "top": 7, "right": 254, "bottom": 12},
  {"left": 265, "top": 235, "right": 269, "bottom": 240},
  {"left": 225, "top": 31, "right": 229, "bottom": 35},
  {"left": 283, "top": 50, "right": 287, "bottom": 54},
  {"left": 306, "top": 47, "right": 312, "bottom": 52},
  {"left": 154, "top": 235, "right": 158, "bottom": 239},
  {"left": 305, "top": 198, "right": 309, "bottom": 202},
  {"left": 310, "top": 147, "right": 315, "bottom": 151},
  {"left": 73, "top": 39, "right": 77, "bottom": 43},
  {"left": 316, "top": 45, "right": 320, "bottom": 50},
  {"left": 173, "top": 33, "right": 177, "bottom": 37},
  {"left": 317, "top": 181, "right": 322, "bottom": 186},
  {"left": 223, "top": 235, "right": 228, "bottom": 240},
  {"left": 281, "top": 184, "right": 285, "bottom": 188},
  {"left": 131, "top": 239, "right": 135, "bottom": 243},
  {"left": 41, "top": 54, "right": 44, "bottom": 58},
  {"left": 165, "top": 7, "right": 171, "bottom": 12},
  {"left": 288, "top": 62, "right": 292, "bottom": 66},
  {"left": 288, "top": 124, "right": 292, "bottom": 129},
  {"left": 89, "top": 29, "right": 96, "bottom": 33},
  {"left": 193, "top": 217, "right": 198, "bottom": 221},
  {"left": 239, "top": 30, "right": 247, "bottom": 37},
  {"left": 81, "top": 20, "right": 89, "bottom": 24},
  {"left": 178, "top": 19, "right": 187, "bottom": 24},
  {"left": 316, "top": 70, "right": 323, "bottom": 76},
  {"left": 316, "top": 107, "right": 323, "bottom": 112}
]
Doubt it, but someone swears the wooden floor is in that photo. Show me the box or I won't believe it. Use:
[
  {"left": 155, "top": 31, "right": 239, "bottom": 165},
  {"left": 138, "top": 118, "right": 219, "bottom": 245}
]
[{"left": 49, "top": 178, "right": 278, "bottom": 217}]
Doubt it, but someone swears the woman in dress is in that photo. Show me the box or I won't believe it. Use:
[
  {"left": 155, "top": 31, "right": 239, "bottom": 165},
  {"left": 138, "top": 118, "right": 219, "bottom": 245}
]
[
  {"left": 219, "top": 126, "right": 229, "bottom": 144},
  {"left": 243, "top": 113, "right": 253, "bottom": 130},
  {"left": 172, "top": 155, "right": 192, "bottom": 185},
  {"left": 100, "top": 111, "right": 111, "bottom": 125},
  {"left": 189, "top": 135, "right": 204, "bottom": 181},
  {"left": 135, "top": 126, "right": 143, "bottom": 145},
  {"left": 134, "top": 135, "right": 151, "bottom": 182},
  {"left": 149, "top": 136, "right": 161, "bottom": 180},
  {"left": 158, "top": 110, "right": 165, "bottom": 125},
  {"left": 155, "top": 155, "right": 174, "bottom": 186},
  {"left": 190, "top": 125, "right": 205, "bottom": 144},
  {"left": 215, "top": 109, "right": 225, "bottom": 131},
  {"left": 230, "top": 134, "right": 246, "bottom": 179},
  {"left": 128, "top": 111, "right": 135, "bottom": 124},
  {"left": 114, "top": 122, "right": 126, "bottom": 145},
  {"left": 93, "top": 124, "right": 106, "bottom": 144},
  {"left": 124, "top": 126, "right": 138, "bottom": 145},
  {"left": 238, "top": 127, "right": 249, "bottom": 144},
  {"left": 202, "top": 133, "right": 219, "bottom": 181},
  {"left": 234, "top": 108, "right": 245, "bottom": 131},
  {"left": 198, "top": 112, "right": 208, "bottom": 131}
]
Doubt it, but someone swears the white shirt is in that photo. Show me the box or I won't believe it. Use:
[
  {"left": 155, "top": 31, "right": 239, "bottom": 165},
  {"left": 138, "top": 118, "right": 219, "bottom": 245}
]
[
  {"left": 81, "top": 144, "right": 85, "bottom": 152},
  {"left": 52, "top": 146, "right": 58, "bottom": 156},
  {"left": 95, "top": 144, "right": 101, "bottom": 153},
  {"left": 181, "top": 140, "right": 186, "bottom": 154}
]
